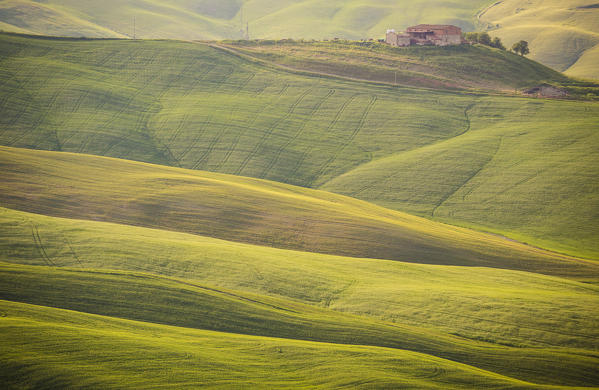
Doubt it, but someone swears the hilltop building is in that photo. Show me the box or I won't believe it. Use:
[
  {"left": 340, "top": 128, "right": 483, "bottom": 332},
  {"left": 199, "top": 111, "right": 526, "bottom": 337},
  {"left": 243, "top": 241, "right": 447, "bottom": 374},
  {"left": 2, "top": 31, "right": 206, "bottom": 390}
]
[{"left": 386, "top": 24, "right": 463, "bottom": 47}]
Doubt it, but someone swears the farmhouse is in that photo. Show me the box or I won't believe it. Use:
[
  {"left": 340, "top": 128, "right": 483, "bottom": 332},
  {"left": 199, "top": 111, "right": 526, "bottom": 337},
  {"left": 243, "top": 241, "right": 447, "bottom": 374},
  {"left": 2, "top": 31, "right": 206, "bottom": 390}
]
[{"left": 386, "top": 24, "right": 463, "bottom": 47}]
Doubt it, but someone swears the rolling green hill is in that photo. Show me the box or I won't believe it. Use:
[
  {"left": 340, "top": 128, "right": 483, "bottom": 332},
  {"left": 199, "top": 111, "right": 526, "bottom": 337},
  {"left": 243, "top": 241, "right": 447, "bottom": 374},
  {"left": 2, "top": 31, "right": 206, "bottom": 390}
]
[
  {"left": 1, "top": 6, "right": 598, "bottom": 388},
  {"left": 1, "top": 0, "right": 597, "bottom": 78},
  {"left": 219, "top": 39, "right": 571, "bottom": 92},
  {"left": 1, "top": 262, "right": 597, "bottom": 387},
  {"left": 323, "top": 97, "right": 599, "bottom": 259},
  {"left": 3, "top": 205, "right": 599, "bottom": 350},
  {"left": 3, "top": 146, "right": 597, "bottom": 279},
  {"left": 0, "top": 34, "right": 597, "bottom": 258},
  {"left": 478, "top": 0, "right": 599, "bottom": 80},
  {"left": 1, "top": 206, "right": 598, "bottom": 352},
  {"left": 3, "top": 299, "right": 591, "bottom": 389}
]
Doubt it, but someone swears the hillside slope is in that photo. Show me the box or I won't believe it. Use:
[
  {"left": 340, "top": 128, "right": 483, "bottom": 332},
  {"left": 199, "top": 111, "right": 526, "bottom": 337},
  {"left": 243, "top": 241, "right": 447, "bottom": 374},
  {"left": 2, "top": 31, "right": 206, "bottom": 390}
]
[
  {"left": 0, "top": 34, "right": 597, "bottom": 258},
  {"left": 1, "top": 206, "right": 598, "bottom": 350},
  {"left": 323, "top": 97, "right": 599, "bottom": 259},
  {"left": 0, "top": 0, "right": 490, "bottom": 40},
  {"left": 478, "top": 0, "right": 599, "bottom": 80},
  {"left": 2, "top": 146, "right": 596, "bottom": 278},
  {"left": 1, "top": 0, "right": 598, "bottom": 78},
  {"left": 220, "top": 40, "right": 570, "bottom": 92},
  {"left": 0, "top": 262, "right": 597, "bottom": 386},
  {"left": 4, "top": 300, "right": 594, "bottom": 388}
]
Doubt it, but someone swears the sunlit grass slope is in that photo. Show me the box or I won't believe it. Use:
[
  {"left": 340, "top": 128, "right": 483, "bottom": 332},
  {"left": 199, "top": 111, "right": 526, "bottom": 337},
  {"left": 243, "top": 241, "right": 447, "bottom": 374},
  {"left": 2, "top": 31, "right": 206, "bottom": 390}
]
[
  {"left": 1, "top": 263, "right": 598, "bottom": 386},
  {"left": 0, "top": 0, "right": 236, "bottom": 40},
  {"left": 4, "top": 300, "right": 588, "bottom": 389},
  {"left": 478, "top": 0, "right": 599, "bottom": 79},
  {"left": 0, "top": 33, "right": 479, "bottom": 186},
  {"left": 3, "top": 146, "right": 597, "bottom": 278},
  {"left": 2, "top": 206, "right": 599, "bottom": 352},
  {"left": 0, "top": 0, "right": 491, "bottom": 41},
  {"left": 243, "top": 0, "right": 490, "bottom": 39},
  {"left": 323, "top": 98, "right": 599, "bottom": 259},
  {"left": 221, "top": 40, "right": 569, "bottom": 92},
  {"left": 1, "top": 34, "right": 598, "bottom": 258}
]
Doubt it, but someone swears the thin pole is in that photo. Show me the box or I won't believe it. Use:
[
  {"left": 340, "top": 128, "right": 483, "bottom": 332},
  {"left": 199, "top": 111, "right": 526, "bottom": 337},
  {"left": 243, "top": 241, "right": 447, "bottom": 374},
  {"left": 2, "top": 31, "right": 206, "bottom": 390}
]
[
  {"left": 240, "top": 6, "right": 244, "bottom": 39},
  {"left": 133, "top": 16, "right": 136, "bottom": 40}
]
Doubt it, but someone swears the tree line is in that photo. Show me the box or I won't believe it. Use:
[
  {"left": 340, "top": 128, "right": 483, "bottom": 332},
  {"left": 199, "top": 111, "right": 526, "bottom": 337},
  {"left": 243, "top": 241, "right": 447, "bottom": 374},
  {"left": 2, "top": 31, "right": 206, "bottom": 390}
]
[{"left": 464, "top": 32, "right": 529, "bottom": 56}]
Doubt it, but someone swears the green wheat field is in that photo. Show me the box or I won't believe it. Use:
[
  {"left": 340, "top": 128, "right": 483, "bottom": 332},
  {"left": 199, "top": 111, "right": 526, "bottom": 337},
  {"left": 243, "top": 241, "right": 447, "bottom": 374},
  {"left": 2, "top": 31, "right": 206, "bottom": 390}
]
[{"left": 0, "top": 1, "right": 598, "bottom": 388}]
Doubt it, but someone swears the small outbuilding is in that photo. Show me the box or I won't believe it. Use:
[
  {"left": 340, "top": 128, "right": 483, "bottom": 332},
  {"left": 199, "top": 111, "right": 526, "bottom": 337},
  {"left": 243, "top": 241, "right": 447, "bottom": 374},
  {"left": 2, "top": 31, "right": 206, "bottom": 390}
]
[{"left": 523, "top": 84, "right": 568, "bottom": 98}]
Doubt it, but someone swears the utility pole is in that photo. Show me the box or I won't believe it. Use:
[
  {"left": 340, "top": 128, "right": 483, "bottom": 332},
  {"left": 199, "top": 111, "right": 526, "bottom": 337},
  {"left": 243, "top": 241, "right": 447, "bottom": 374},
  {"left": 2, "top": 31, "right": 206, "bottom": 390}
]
[
  {"left": 240, "top": 6, "right": 244, "bottom": 39},
  {"left": 133, "top": 16, "right": 136, "bottom": 40},
  {"left": 240, "top": 5, "right": 249, "bottom": 40}
]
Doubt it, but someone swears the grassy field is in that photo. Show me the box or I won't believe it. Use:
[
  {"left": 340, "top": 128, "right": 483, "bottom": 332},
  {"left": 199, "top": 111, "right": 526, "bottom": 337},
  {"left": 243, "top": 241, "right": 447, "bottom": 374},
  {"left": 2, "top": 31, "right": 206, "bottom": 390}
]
[
  {"left": 323, "top": 96, "right": 599, "bottom": 259},
  {"left": 3, "top": 146, "right": 598, "bottom": 278},
  {"left": 478, "top": 0, "right": 599, "bottom": 80},
  {"left": 0, "top": 32, "right": 599, "bottom": 389},
  {"left": 1, "top": 8, "right": 598, "bottom": 388},
  {"left": 4, "top": 299, "right": 593, "bottom": 389},
  {"left": 220, "top": 39, "right": 571, "bottom": 92},
  {"left": 2, "top": 0, "right": 597, "bottom": 78},
  {"left": 1, "top": 205, "right": 598, "bottom": 352},
  {"left": 0, "top": 34, "right": 598, "bottom": 258},
  {"left": 0, "top": 262, "right": 598, "bottom": 387}
]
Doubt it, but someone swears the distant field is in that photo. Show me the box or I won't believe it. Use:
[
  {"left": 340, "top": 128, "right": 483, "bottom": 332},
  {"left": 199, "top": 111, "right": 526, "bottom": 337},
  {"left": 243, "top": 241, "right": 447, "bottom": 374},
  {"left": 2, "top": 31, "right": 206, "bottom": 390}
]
[
  {"left": 3, "top": 300, "right": 593, "bottom": 389},
  {"left": 478, "top": 0, "right": 599, "bottom": 80},
  {"left": 0, "top": 0, "right": 490, "bottom": 40},
  {"left": 0, "top": 34, "right": 597, "bottom": 258},
  {"left": 1, "top": 0, "right": 597, "bottom": 78}
]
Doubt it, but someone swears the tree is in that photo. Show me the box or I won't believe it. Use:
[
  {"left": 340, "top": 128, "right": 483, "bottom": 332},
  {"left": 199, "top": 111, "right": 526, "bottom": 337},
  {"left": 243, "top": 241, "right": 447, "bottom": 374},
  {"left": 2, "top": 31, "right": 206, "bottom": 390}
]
[
  {"left": 478, "top": 32, "right": 491, "bottom": 46},
  {"left": 464, "top": 32, "right": 479, "bottom": 43},
  {"left": 464, "top": 32, "right": 505, "bottom": 50},
  {"left": 490, "top": 37, "right": 505, "bottom": 50},
  {"left": 511, "top": 40, "right": 530, "bottom": 56}
]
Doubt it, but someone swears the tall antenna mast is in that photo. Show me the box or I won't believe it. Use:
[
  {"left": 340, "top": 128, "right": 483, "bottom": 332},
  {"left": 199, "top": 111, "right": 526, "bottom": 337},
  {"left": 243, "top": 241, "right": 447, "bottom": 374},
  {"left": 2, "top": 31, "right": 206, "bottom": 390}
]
[
  {"left": 240, "top": 6, "right": 244, "bottom": 39},
  {"left": 240, "top": 4, "right": 249, "bottom": 40}
]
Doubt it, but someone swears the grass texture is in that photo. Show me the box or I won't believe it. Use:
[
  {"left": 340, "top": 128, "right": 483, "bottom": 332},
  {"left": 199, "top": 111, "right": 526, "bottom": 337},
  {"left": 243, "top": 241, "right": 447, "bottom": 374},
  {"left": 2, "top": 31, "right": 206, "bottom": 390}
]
[
  {"left": 0, "top": 34, "right": 598, "bottom": 258},
  {"left": 0, "top": 263, "right": 597, "bottom": 387},
  {"left": 478, "top": 0, "right": 599, "bottom": 80},
  {"left": 2, "top": 299, "right": 590, "bottom": 389},
  {"left": 2, "top": 146, "right": 597, "bottom": 279},
  {"left": 221, "top": 39, "right": 570, "bottom": 92},
  {"left": 1, "top": 205, "right": 598, "bottom": 352}
]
